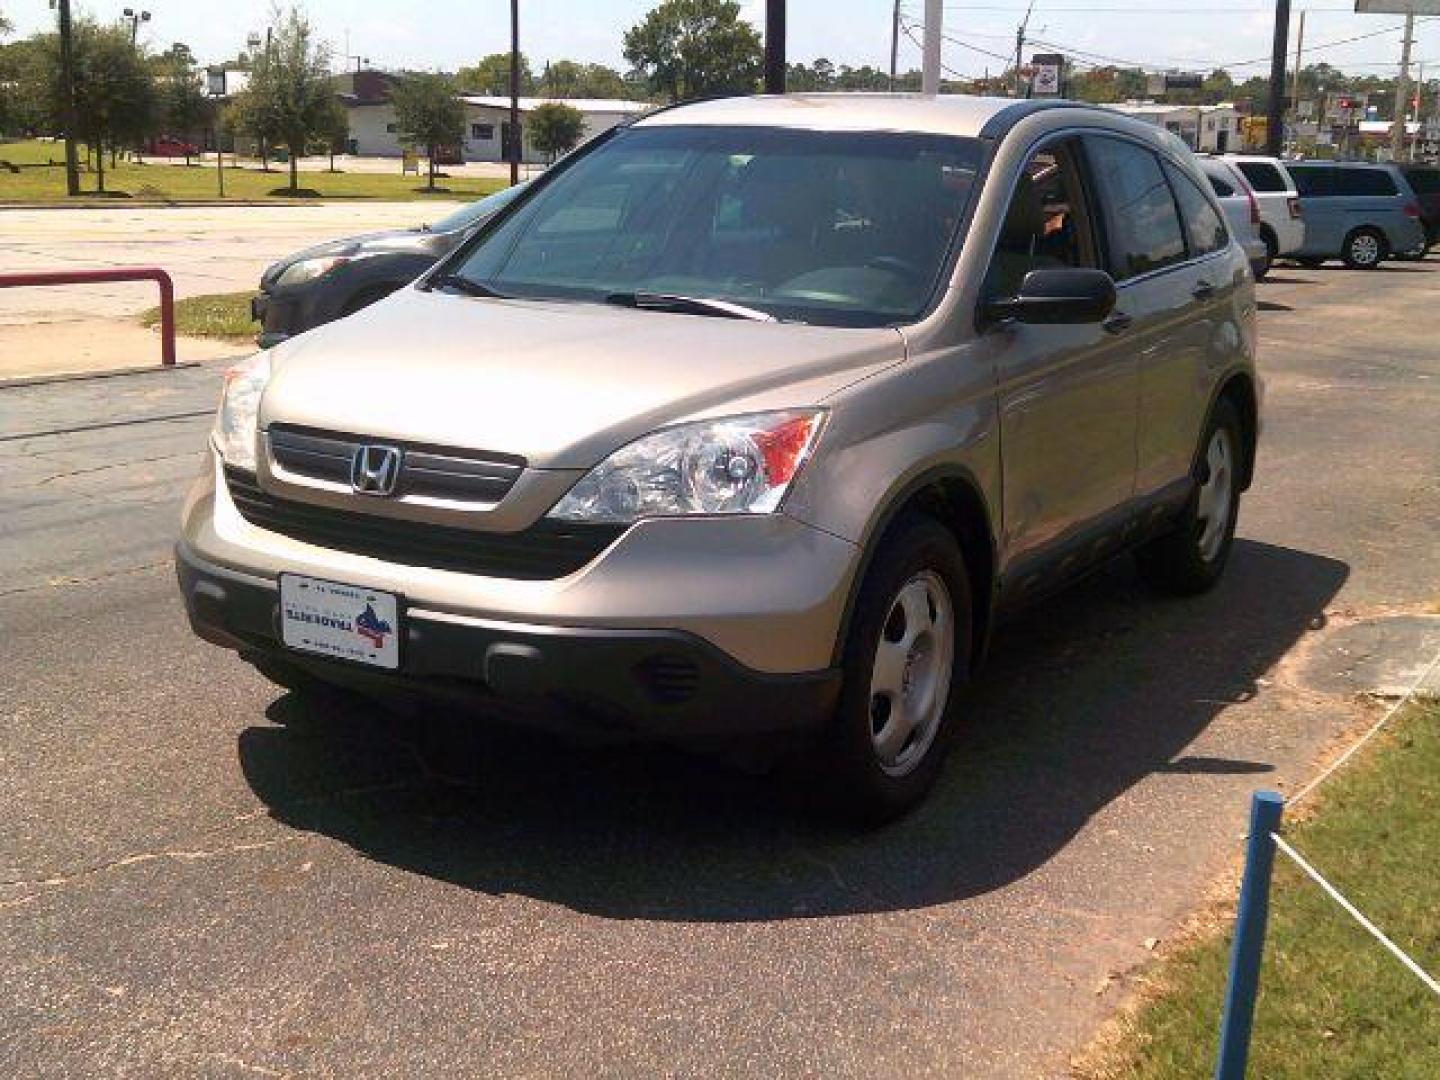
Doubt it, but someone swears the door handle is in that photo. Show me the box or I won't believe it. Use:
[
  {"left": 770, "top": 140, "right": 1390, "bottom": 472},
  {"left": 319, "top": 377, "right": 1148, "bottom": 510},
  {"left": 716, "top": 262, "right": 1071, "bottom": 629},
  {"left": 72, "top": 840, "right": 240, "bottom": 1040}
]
[
  {"left": 1192, "top": 280, "right": 1216, "bottom": 301},
  {"left": 1103, "top": 311, "right": 1133, "bottom": 335}
]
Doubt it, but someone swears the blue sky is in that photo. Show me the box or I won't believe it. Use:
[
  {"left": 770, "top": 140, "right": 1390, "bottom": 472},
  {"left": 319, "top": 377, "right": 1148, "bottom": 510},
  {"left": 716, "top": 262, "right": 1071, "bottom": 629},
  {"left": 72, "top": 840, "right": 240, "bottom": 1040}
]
[{"left": 5, "top": 1, "right": 1436, "bottom": 83}]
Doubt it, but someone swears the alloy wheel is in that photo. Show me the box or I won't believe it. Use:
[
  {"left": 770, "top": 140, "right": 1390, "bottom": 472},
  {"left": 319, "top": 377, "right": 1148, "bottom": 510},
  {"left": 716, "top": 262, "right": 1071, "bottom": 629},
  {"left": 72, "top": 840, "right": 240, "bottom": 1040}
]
[
  {"left": 868, "top": 570, "right": 955, "bottom": 777},
  {"left": 1196, "top": 427, "right": 1235, "bottom": 562}
]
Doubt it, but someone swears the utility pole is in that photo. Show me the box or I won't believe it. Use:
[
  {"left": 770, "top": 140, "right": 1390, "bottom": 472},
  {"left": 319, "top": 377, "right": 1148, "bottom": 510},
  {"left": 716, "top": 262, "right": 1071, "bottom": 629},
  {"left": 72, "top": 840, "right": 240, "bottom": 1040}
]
[
  {"left": 764, "top": 0, "right": 786, "bottom": 93},
  {"left": 764, "top": 0, "right": 786, "bottom": 94},
  {"left": 1416, "top": 62, "right": 1426, "bottom": 162},
  {"left": 509, "top": 0, "right": 521, "bottom": 186},
  {"left": 1391, "top": 11, "right": 1414, "bottom": 161},
  {"left": 1013, "top": 0, "right": 1036, "bottom": 99},
  {"left": 922, "top": 0, "right": 942, "bottom": 95},
  {"left": 889, "top": 0, "right": 901, "bottom": 91},
  {"left": 1288, "top": 10, "right": 1305, "bottom": 155},
  {"left": 56, "top": 0, "right": 81, "bottom": 196},
  {"left": 1264, "top": 0, "right": 1290, "bottom": 158}
]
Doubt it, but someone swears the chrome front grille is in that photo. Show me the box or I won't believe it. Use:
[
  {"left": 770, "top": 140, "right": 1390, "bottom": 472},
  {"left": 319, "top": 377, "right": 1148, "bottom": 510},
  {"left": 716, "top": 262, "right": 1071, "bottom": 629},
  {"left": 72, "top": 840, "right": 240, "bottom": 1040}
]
[{"left": 267, "top": 425, "right": 525, "bottom": 505}]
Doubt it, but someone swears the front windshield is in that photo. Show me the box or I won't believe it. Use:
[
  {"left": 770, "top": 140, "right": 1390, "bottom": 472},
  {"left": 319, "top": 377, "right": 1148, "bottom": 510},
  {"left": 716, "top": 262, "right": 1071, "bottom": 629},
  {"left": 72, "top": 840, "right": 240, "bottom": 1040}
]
[
  {"left": 429, "top": 182, "right": 528, "bottom": 234},
  {"left": 448, "top": 125, "right": 982, "bottom": 327}
]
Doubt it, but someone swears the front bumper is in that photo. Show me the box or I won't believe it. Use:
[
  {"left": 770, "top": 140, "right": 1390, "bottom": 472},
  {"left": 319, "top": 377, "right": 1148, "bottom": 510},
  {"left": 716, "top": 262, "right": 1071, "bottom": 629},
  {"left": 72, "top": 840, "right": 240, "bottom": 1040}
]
[
  {"left": 183, "top": 451, "right": 859, "bottom": 674},
  {"left": 177, "top": 542, "right": 839, "bottom": 737},
  {"left": 252, "top": 290, "right": 295, "bottom": 349}
]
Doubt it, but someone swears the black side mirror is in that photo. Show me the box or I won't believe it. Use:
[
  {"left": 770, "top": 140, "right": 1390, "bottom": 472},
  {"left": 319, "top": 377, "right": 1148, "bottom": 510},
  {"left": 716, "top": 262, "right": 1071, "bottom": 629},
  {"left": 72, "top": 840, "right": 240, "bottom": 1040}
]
[{"left": 983, "top": 267, "right": 1117, "bottom": 325}]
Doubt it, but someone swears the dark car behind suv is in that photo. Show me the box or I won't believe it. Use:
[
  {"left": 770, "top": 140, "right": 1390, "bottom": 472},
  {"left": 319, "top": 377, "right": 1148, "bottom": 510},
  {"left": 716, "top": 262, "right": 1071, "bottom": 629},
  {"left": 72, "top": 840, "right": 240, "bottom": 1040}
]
[
  {"left": 252, "top": 183, "right": 527, "bottom": 348},
  {"left": 1398, "top": 164, "right": 1440, "bottom": 250}
]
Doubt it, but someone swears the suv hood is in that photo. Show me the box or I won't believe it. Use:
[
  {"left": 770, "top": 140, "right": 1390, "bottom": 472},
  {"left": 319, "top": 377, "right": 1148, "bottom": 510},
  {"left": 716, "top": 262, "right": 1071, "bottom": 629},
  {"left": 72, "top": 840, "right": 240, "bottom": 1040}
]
[
  {"left": 262, "top": 229, "right": 440, "bottom": 286},
  {"left": 260, "top": 287, "right": 904, "bottom": 468}
]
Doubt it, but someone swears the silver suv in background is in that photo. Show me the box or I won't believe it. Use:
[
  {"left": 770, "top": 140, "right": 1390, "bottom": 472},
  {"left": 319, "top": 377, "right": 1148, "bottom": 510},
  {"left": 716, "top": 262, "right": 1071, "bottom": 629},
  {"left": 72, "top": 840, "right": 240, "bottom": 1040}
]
[
  {"left": 1197, "top": 156, "right": 1270, "bottom": 278},
  {"left": 178, "top": 95, "right": 1260, "bottom": 820},
  {"left": 1222, "top": 154, "right": 1306, "bottom": 264}
]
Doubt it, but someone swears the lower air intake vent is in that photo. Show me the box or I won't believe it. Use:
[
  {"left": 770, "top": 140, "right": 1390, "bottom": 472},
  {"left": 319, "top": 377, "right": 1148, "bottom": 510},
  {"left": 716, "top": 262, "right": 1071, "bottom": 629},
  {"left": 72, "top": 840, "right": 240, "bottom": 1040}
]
[{"left": 633, "top": 653, "right": 702, "bottom": 705}]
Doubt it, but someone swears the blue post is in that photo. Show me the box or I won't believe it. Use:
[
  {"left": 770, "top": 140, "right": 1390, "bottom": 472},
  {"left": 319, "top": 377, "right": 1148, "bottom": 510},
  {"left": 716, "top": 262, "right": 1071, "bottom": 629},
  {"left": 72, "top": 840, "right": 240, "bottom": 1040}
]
[{"left": 1215, "top": 790, "right": 1286, "bottom": 1080}]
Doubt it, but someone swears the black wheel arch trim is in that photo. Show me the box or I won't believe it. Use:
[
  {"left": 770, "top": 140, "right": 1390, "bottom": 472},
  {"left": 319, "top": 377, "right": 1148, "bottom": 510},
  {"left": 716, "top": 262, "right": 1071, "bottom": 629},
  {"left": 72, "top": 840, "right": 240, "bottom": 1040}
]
[
  {"left": 1196, "top": 369, "right": 1260, "bottom": 492},
  {"left": 827, "top": 463, "right": 1000, "bottom": 672}
]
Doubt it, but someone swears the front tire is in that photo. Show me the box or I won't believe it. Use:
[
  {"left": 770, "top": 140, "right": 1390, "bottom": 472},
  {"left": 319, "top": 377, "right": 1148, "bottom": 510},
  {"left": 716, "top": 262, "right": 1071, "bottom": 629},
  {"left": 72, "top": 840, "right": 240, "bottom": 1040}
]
[
  {"left": 1135, "top": 399, "right": 1244, "bottom": 596},
  {"left": 818, "top": 516, "right": 972, "bottom": 822}
]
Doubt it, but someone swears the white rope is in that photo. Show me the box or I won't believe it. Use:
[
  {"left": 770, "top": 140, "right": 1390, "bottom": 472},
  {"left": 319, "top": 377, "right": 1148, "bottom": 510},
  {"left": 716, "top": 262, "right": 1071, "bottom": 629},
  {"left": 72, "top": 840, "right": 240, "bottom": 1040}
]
[
  {"left": 1287, "top": 645, "right": 1440, "bottom": 808},
  {"left": 1270, "top": 832, "right": 1440, "bottom": 1000}
]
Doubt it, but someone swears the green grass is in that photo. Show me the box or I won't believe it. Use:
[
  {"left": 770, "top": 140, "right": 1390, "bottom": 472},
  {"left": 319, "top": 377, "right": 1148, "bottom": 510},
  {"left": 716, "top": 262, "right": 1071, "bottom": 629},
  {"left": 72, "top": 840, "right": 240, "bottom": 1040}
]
[
  {"left": 1085, "top": 702, "right": 1440, "bottom": 1079},
  {"left": 140, "top": 291, "right": 258, "bottom": 343},
  {"left": 0, "top": 141, "right": 503, "bottom": 203},
  {"left": 0, "top": 137, "right": 70, "bottom": 166}
]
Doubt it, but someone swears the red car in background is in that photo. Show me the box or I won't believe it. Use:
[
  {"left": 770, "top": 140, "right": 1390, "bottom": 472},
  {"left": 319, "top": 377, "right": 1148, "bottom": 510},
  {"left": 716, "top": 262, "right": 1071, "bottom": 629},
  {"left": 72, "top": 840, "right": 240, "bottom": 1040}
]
[{"left": 146, "top": 136, "right": 201, "bottom": 158}]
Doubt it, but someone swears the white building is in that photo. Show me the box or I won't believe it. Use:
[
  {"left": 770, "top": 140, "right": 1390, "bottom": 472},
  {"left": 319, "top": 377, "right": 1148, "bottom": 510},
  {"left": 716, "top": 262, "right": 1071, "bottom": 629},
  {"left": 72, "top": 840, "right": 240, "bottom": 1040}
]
[
  {"left": 1105, "top": 103, "right": 1241, "bottom": 153},
  {"left": 345, "top": 93, "right": 651, "bottom": 163}
]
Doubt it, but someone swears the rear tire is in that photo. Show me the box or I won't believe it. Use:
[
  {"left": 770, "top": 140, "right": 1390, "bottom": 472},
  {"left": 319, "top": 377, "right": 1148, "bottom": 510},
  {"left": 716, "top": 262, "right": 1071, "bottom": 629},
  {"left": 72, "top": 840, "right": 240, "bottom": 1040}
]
[
  {"left": 1254, "top": 229, "right": 1276, "bottom": 280},
  {"left": 817, "top": 516, "right": 972, "bottom": 823},
  {"left": 1135, "top": 399, "right": 1244, "bottom": 596},
  {"left": 1341, "top": 227, "right": 1386, "bottom": 270}
]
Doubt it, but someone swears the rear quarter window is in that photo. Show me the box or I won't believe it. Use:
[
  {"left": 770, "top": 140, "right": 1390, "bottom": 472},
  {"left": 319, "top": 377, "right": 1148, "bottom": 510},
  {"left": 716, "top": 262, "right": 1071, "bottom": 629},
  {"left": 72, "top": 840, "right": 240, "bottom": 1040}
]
[{"left": 1236, "top": 161, "right": 1287, "bottom": 193}]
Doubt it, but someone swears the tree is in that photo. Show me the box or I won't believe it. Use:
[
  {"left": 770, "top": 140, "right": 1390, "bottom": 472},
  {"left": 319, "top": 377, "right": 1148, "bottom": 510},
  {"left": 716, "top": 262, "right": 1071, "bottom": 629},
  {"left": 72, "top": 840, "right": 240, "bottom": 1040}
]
[
  {"left": 154, "top": 47, "right": 211, "bottom": 164},
  {"left": 623, "top": 0, "right": 762, "bottom": 102},
  {"left": 539, "top": 59, "right": 628, "bottom": 99},
  {"left": 457, "top": 52, "right": 534, "bottom": 95},
  {"left": 234, "top": 7, "right": 334, "bottom": 193},
  {"left": 391, "top": 72, "right": 464, "bottom": 190},
  {"left": 528, "top": 101, "right": 585, "bottom": 162},
  {"left": 18, "top": 20, "right": 155, "bottom": 191}
]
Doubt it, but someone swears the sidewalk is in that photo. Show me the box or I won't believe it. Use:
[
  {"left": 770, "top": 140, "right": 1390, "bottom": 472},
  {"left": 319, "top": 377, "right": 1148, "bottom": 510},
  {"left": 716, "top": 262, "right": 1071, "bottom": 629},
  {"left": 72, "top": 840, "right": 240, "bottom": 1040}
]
[{"left": 0, "top": 320, "right": 241, "bottom": 381}]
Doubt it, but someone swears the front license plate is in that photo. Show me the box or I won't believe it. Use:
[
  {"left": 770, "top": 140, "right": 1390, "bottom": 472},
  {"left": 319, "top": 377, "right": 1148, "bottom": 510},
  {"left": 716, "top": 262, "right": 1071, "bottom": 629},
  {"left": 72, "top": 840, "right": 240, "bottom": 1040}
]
[{"left": 279, "top": 574, "right": 400, "bottom": 670}]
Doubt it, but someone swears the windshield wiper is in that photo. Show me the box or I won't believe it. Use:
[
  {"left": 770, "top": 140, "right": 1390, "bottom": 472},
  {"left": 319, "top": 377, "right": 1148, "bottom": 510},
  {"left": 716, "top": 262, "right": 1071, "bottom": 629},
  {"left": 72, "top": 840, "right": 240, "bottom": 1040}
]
[
  {"left": 605, "top": 291, "right": 775, "bottom": 322},
  {"left": 427, "top": 272, "right": 510, "bottom": 299}
]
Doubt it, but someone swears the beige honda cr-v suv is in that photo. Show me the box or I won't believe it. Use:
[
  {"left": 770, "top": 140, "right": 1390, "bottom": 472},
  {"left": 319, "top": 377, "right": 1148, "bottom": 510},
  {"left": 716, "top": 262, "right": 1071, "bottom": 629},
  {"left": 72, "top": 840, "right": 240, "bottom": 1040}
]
[{"left": 178, "top": 93, "right": 1259, "bottom": 819}]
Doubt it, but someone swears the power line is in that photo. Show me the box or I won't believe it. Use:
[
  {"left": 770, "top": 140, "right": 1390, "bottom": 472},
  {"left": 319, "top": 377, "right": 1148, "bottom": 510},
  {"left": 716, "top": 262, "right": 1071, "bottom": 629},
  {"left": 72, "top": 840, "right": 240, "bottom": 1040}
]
[{"left": 901, "top": 14, "right": 1015, "bottom": 64}]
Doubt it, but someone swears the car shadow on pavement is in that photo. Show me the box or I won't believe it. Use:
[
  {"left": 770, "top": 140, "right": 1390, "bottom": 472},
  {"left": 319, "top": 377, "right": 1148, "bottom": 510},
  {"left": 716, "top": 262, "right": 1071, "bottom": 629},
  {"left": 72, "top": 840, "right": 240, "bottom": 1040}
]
[{"left": 237, "top": 538, "right": 1347, "bottom": 922}]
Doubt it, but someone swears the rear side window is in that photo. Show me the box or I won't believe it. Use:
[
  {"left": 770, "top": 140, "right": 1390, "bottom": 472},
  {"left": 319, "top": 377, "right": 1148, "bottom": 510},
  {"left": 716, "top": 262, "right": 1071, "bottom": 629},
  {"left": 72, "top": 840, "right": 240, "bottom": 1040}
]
[
  {"left": 1334, "top": 169, "right": 1398, "bottom": 197},
  {"left": 1085, "top": 136, "right": 1186, "bottom": 279},
  {"left": 1289, "top": 166, "right": 1334, "bottom": 197},
  {"left": 1165, "top": 162, "right": 1228, "bottom": 257},
  {"left": 1235, "top": 161, "right": 1287, "bottom": 193}
]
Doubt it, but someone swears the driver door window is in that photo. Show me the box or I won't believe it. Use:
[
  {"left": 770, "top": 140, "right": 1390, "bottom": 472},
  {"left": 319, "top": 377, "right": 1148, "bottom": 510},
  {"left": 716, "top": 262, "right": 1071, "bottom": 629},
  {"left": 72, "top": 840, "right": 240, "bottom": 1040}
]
[{"left": 984, "top": 141, "right": 1098, "bottom": 300}]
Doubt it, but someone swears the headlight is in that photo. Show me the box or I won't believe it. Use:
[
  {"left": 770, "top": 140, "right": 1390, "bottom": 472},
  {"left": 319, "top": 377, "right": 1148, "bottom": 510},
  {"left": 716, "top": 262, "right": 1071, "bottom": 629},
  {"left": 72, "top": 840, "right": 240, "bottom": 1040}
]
[
  {"left": 275, "top": 255, "right": 349, "bottom": 287},
  {"left": 212, "top": 352, "right": 271, "bottom": 471},
  {"left": 548, "top": 410, "right": 825, "bottom": 524}
]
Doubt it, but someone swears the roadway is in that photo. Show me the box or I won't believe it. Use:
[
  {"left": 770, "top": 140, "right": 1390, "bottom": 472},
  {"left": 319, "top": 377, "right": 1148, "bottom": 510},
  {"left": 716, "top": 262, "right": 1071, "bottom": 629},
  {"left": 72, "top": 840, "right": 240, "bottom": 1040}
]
[{"left": 2, "top": 260, "right": 1438, "bottom": 1077}]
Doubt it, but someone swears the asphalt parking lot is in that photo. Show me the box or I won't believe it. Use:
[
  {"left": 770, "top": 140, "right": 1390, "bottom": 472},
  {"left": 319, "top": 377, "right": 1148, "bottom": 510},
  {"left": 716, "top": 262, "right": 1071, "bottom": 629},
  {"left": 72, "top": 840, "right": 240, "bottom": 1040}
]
[{"left": 3, "top": 259, "right": 1438, "bottom": 1077}]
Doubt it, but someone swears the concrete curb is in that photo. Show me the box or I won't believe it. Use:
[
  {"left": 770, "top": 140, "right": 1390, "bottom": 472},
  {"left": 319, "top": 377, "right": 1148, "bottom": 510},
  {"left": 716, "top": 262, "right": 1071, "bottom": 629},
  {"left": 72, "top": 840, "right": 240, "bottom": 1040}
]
[{"left": 0, "top": 361, "right": 204, "bottom": 390}]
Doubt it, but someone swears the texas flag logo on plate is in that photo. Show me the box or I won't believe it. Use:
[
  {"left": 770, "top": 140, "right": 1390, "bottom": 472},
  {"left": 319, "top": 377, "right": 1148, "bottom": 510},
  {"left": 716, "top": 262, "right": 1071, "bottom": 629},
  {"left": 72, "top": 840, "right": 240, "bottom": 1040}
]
[{"left": 354, "top": 602, "right": 393, "bottom": 648}]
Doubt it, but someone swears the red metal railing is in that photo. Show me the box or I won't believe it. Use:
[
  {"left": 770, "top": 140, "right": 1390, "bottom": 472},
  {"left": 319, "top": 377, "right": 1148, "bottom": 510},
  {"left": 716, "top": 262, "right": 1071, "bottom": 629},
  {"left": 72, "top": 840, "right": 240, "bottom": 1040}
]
[{"left": 0, "top": 267, "right": 176, "bottom": 367}]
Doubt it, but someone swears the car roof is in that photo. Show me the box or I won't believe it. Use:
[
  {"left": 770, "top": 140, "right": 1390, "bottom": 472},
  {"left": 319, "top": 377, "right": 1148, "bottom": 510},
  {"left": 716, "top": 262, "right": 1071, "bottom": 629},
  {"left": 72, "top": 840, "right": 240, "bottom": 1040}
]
[{"left": 632, "top": 92, "right": 1090, "bottom": 140}]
